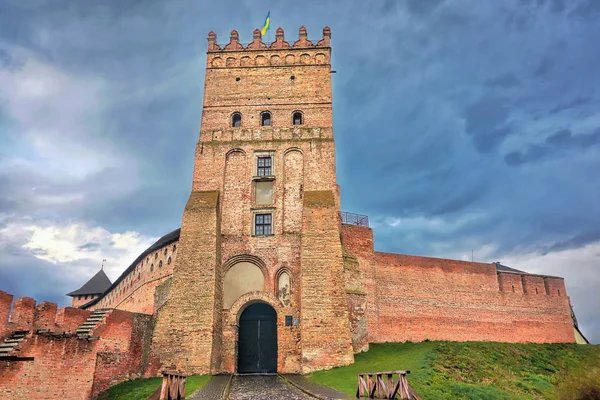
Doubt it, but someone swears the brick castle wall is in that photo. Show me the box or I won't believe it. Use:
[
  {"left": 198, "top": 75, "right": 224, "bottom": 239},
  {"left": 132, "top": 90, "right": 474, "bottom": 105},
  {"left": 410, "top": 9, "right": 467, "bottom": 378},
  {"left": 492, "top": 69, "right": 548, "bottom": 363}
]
[
  {"left": 87, "top": 242, "right": 178, "bottom": 315},
  {"left": 341, "top": 225, "right": 576, "bottom": 344}
]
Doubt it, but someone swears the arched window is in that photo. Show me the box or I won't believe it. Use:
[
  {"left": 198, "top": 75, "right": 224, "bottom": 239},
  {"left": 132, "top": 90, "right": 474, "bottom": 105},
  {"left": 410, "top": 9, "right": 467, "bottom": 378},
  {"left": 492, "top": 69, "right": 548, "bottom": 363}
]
[
  {"left": 261, "top": 111, "right": 271, "bottom": 127},
  {"left": 173, "top": 244, "right": 177, "bottom": 251},
  {"left": 155, "top": 253, "right": 158, "bottom": 259},
  {"left": 159, "top": 260, "right": 163, "bottom": 268},
  {"left": 151, "top": 263, "right": 154, "bottom": 272},
  {"left": 292, "top": 111, "right": 303, "bottom": 125},
  {"left": 167, "top": 256, "right": 172, "bottom": 265},
  {"left": 232, "top": 112, "right": 242, "bottom": 127},
  {"left": 164, "top": 248, "right": 168, "bottom": 256}
]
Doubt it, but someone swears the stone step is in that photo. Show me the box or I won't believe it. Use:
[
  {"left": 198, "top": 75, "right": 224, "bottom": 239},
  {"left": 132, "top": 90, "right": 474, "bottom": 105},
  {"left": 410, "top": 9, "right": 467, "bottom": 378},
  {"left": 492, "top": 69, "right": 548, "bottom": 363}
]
[
  {"left": 80, "top": 322, "right": 99, "bottom": 327},
  {"left": 5, "top": 338, "right": 24, "bottom": 343},
  {"left": 0, "top": 344, "right": 17, "bottom": 349}
]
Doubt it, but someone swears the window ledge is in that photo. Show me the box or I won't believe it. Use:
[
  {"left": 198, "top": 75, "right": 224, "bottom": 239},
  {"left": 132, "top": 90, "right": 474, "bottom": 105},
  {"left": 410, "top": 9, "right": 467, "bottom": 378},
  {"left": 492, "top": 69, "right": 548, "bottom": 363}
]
[
  {"left": 253, "top": 175, "right": 276, "bottom": 181},
  {"left": 252, "top": 234, "right": 275, "bottom": 238},
  {"left": 251, "top": 205, "right": 276, "bottom": 210}
]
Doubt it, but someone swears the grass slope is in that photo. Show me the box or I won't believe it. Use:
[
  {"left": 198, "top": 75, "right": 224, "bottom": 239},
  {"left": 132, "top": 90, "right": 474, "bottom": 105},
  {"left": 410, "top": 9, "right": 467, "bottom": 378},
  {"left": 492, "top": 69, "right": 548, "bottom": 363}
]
[
  {"left": 309, "top": 342, "right": 600, "bottom": 400},
  {"left": 97, "top": 374, "right": 210, "bottom": 400}
]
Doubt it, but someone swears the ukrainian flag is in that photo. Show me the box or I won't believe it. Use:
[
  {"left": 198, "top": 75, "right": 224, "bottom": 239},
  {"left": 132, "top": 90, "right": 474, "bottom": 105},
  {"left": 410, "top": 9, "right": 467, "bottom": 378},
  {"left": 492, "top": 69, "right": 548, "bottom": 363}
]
[{"left": 261, "top": 11, "right": 270, "bottom": 36}]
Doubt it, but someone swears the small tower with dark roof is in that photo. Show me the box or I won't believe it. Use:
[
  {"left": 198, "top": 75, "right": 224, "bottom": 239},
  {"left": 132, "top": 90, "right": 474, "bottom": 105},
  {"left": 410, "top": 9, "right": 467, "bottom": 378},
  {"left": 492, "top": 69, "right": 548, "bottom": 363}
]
[{"left": 67, "top": 269, "right": 112, "bottom": 308}]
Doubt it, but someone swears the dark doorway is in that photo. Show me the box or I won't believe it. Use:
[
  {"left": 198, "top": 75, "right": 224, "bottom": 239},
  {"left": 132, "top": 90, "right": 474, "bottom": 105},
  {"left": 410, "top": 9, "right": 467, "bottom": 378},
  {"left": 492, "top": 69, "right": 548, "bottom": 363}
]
[{"left": 237, "top": 303, "right": 277, "bottom": 373}]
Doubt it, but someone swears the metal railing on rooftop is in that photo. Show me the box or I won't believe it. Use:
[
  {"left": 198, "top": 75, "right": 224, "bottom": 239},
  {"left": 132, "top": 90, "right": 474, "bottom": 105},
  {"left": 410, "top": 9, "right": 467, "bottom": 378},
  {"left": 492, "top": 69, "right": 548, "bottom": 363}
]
[{"left": 340, "top": 211, "right": 369, "bottom": 227}]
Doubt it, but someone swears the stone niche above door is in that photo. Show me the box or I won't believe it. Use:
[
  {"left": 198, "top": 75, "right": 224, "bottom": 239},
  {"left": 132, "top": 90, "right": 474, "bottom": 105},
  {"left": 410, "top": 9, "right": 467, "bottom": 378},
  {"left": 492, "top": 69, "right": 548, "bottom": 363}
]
[{"left": 223, "top": 261, "right": 265, "bottom": 308}]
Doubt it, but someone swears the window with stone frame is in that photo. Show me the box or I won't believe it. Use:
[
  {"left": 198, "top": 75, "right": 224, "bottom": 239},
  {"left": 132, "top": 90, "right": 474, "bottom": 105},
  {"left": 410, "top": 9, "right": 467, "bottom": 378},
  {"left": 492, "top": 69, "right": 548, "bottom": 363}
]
[
  {"left": 254, "top": 213, "right": 272, "bottom": 235},
  {"left": 257, "top": 156, "right": 272, "bottom": 176}
]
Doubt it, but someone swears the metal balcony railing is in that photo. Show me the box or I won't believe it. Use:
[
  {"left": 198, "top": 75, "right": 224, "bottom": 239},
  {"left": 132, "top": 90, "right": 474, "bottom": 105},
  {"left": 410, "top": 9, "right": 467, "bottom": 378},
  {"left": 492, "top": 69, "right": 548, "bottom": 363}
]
[{"left": 340, "top": 211, "right": 369, "bottom": 227}]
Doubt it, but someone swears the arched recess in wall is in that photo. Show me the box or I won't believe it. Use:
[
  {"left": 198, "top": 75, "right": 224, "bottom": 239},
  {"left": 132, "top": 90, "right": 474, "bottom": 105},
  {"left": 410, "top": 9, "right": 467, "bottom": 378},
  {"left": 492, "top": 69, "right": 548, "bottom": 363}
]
[
  {"left": 223, "top": 257, "right": 266, "bottom": 309},
  {"left": 275, "top": 267, "right": 292, "bottom": 307},
  {"left": 222, "top": 149, "right": 249, "bottom": 235},
  {"left": 283, "top": 148, "right": 304, "bottom": 233}
]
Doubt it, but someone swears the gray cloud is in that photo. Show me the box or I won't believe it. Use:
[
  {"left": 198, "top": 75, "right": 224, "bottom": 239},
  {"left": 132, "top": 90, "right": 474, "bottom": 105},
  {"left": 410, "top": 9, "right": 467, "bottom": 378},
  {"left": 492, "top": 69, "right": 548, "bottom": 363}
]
[
  {"left": 464, "top": 96, "right": 513, "bottom": 153},
  {"left": 486, "top": 73, "right": 520, "bottom": 88},
  {"left": 549, "top": 96, "right": 592, "bottom": 114},
  {"left": 505, "top": 128, "right": 600, "bottom": 166}
]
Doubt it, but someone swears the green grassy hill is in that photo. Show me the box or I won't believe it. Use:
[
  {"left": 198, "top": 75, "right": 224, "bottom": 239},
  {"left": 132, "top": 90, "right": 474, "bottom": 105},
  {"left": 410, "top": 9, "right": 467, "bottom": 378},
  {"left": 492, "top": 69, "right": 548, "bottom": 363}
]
[
  {"left": 309, "top": 341, "right": 600, "bottom": 400},
  {"left": 97, "top": 374, "right": 209, "bottom": 400}
]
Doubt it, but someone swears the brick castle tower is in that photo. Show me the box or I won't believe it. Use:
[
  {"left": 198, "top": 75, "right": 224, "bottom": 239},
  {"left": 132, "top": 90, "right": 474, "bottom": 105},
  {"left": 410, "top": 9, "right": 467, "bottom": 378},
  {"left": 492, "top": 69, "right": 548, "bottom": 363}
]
[{"left": 152, "top": 26, "right": 355, "bottom": 374}]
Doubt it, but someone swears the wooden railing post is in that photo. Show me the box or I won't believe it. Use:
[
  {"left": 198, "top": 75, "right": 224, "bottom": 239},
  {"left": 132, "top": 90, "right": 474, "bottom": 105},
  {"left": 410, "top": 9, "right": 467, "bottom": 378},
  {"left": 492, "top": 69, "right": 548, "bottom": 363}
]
[
  {"left": 356, "top": 370, "right": 421, "bottom": 400},
  {"left": 158, "top": 371, "right": 187, "bottom": 400}
]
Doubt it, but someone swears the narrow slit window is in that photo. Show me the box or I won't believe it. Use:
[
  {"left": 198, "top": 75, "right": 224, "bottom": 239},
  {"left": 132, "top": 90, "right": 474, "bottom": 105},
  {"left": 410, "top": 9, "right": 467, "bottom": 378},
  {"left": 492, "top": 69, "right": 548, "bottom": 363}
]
[
  {"left": 257, "top": 156, "right": 272, "bottom": 176},
  {"left": 293, "top": 111, "right": 303, "bottom": 125},
  {"left": 255, "top": 213, "right": 272, "bottom": 235},
  {"left": 232, "top": 112, "right": 242, "bottom": 127},
  {"left": 261, "top": 111, "right": 271, "bottom": 127}
]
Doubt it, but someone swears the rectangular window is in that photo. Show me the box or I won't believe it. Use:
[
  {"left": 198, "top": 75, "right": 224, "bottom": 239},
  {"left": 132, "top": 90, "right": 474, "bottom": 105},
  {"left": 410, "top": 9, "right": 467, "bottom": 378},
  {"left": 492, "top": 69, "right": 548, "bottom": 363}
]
[
  {"left": 257, "top": 156, "right": 272, "bottom": 176},
  {"left": 254, "top": 213, "right": 272, "bottom": 235},
  {"left": 255, "top": 181, "right": 273, "bottom": 205}
]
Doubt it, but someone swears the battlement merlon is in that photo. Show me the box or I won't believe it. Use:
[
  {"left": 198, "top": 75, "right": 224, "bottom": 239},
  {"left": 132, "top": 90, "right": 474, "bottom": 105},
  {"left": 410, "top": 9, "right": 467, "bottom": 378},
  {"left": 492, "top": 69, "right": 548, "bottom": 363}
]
[
  {"left": 206, "top": 27, "right": 332, "bottom": 69},
  {"left": 208, "top": 26, "right": 331, "bottom": 52}
]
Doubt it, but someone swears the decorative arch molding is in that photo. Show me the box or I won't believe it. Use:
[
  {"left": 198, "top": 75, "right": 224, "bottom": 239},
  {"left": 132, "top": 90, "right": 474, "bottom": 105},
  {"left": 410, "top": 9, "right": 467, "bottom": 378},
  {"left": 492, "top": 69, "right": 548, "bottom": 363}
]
[
  {"left": 225, "top": 148, "right": 246, "bottom": 159},
  {"left": 274, "top": 266, "right": 293, "bottom": 286},
  {"left": 223, "top": 254, "right": 268, "bottom": 277},
  {"left": 283, "top": 146, "right": 303, "bottom": 156},
  {"left": 227, "top": 291, "right": 282, "bottom": 325}
]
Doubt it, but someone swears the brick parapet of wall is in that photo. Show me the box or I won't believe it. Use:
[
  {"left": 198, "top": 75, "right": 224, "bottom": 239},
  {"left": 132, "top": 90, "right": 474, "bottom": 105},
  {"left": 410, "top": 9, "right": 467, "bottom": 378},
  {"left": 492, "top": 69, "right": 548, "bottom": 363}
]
[{"left": 0, "top": 290, "right": 93, "bottom": 336}]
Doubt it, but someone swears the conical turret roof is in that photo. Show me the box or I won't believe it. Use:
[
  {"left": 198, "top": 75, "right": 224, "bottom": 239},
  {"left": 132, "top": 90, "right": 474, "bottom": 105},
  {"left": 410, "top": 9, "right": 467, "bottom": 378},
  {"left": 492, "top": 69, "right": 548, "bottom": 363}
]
[{"left": 67, "top": 268, "right": 112, "bottom": 297}]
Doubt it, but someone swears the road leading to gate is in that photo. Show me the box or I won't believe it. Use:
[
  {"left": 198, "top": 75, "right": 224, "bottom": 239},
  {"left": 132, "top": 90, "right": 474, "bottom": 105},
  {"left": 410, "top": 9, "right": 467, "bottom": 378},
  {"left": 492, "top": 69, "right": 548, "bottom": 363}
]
[{"left": 228, "top": 375, "right": 312, "bottom": 399}]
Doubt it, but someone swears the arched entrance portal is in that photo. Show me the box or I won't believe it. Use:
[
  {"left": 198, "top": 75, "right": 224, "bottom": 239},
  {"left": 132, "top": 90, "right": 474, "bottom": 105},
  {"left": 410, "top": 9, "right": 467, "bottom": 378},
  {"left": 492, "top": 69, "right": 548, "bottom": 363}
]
[{"left": 237, "top": 303, "right": 277, "bottom": 373}]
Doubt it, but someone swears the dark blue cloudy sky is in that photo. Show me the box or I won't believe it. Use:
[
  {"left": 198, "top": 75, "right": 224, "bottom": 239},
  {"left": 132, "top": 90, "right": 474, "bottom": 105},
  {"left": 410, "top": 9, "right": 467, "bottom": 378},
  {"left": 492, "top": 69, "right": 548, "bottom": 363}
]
[{"left": 0, "top": 0, "right": 599, "bottom": 343}]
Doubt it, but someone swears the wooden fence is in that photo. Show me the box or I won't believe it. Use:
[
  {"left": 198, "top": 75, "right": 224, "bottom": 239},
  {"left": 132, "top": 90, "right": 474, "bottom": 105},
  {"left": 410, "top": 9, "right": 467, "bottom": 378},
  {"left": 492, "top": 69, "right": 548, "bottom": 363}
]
[
  {"left": 147, "top": 371, "right": 186, "bottom": 400},
  {"left": 356, "top": 370, "right": 421, "bottom": 399}
]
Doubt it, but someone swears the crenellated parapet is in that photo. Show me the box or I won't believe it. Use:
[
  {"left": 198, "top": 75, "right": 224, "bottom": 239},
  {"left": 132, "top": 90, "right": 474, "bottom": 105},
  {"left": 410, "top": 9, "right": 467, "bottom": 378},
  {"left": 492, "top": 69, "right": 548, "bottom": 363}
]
[
  {"left": 0, "top": 290, "right": 91, "bottom": 339},
  {"left": 206, "top": 26, "right": 332, "bottom": 68},
  {"left": 497, "top": 271, "right": 567, "bottom": 297}
]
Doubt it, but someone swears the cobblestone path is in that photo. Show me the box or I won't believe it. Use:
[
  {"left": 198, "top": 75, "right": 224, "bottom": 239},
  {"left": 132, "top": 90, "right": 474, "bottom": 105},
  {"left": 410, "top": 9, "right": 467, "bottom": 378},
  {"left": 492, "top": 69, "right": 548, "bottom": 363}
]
[{"left": 228, "top": 375, "right": 311, "bottom": 400}]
